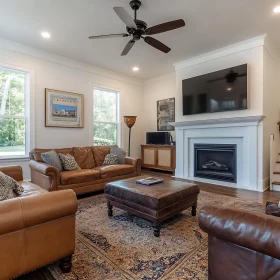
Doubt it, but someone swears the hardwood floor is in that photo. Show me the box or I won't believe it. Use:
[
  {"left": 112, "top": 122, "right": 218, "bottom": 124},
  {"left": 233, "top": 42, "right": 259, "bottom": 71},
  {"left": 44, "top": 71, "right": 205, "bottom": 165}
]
[{"left": 142, "top": 168, "right": 280, "bottom": 204}]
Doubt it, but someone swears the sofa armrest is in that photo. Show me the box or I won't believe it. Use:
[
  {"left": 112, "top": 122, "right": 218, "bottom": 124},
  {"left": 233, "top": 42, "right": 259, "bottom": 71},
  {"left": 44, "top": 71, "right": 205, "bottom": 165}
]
[
  {"left": 199, "top": 205, "right": 280, "bottom": 260},
  {"left": 29, "top": 160, "right": 60, "bottom": 191},
  {"left": 0, "top": 165, "right": 23, "bottom": 181},
  {"left": 0, "top": 190, "right": 78, "bottom": 236},
  {"left": 125, "top": 157, "right": 142, "bottom": 176}
]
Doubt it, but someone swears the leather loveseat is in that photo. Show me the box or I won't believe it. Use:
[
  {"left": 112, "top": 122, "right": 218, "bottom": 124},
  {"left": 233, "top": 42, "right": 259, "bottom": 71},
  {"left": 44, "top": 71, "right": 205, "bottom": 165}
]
[
  {"left": 199, "top": 205, "right": 280, "bottom": 280},
  {"left": 29, "top": 146, "right": 141, "bottom": 195},
  {"left": 0, "top": 166, "right": 77, "bottom": 280}
]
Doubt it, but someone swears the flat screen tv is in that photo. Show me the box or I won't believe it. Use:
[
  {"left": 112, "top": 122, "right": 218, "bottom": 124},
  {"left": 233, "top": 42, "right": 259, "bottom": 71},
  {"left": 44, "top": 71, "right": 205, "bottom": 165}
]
[
  {"left": 182, "top": 64, "right": 248, "bottom": 115},
  {"left": 146, "top": 132, "right": 170, "bottom": 145}
]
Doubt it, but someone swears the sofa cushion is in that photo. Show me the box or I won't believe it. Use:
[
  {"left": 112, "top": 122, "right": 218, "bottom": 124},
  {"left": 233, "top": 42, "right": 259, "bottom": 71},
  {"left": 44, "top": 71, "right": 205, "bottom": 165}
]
[
  {"left": 41, "top": 150, "right": 63, "bottom": 173},
  {"left": 18, "top": 181, "right": 47, "bottom": 197},
  {"left": 94, "top": 165, "right": 135, "bottom": 179},
  {"left": 110, "top": 147, "right": 126, "bottom": 164},
  {"left": 103, "top": 154, "right": 119, "bottom": 165},
  {"left": 73, "top": 147, "right": 95, "bottom": 169},
  {"left": 59, "top": 153, "right": 81, "bottom": 171},
  {"left": 32, "top": 148, "right": 74, "bottom": 162},
  {"left": 0, "top": 172, "right": 24, "bottom": 201},
  {"left": 60, "top": 169, "right": 100, "bottom": 185},
  {"left": 91, "top": 146, "right": 112, "bottom": 166}
]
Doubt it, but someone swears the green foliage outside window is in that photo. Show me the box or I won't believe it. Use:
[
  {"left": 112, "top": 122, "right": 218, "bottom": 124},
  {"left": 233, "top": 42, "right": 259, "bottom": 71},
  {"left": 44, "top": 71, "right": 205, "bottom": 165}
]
[
  {"left": 0, "top": 69, "right": 26, "bottom": 151},
  {"left": 93, "top": 89, "right": 118, "bottom": 146}
]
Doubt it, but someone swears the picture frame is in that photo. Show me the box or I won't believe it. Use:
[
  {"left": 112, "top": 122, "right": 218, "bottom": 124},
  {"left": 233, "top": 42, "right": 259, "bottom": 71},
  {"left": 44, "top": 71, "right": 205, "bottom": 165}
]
[
  {"left": 157, "top": 98, "right": 175, "bottom": 131},
  {"left": 45, "top": 88, "right": 84, "bottom": 128}
]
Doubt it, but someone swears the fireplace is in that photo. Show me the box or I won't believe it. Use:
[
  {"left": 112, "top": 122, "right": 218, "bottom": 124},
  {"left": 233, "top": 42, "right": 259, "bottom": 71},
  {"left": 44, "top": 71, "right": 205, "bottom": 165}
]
[{"left": 194, "top": 144, "right": 237, "bottom": 183}]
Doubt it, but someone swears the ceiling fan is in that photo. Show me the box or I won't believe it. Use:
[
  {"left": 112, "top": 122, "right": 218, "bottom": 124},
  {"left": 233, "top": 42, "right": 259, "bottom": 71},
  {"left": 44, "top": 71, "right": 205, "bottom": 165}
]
[
  {"left": 207, "top": 70, "right": 247, "bottom": 84},
  {"left": 89, "top": 0, "right": 185, "bottom": 56}
]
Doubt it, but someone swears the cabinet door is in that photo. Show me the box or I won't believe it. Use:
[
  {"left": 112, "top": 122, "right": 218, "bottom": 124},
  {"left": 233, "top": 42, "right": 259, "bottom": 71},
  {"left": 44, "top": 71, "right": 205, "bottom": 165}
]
[
  {"left": 142, "top": 148, "right": 157, "bottom": 167},
  {"left": 157, "top": 148, "right": 172, "bottom": 170}
]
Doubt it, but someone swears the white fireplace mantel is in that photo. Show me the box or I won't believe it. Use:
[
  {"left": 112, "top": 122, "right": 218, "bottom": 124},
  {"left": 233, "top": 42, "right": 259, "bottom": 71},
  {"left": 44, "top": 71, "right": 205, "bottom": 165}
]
[
  {"left": 170, "top": 115, "right": 265, "bottom": 128},
  {"left": 173, "top": 115, "right": 267, "bottom": 192}
]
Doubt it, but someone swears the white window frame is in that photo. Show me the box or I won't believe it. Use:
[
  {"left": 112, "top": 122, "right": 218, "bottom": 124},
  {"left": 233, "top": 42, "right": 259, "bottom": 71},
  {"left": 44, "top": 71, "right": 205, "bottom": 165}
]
[
  {"left": 93, "top": 86, "right": 120, "bottom": 146},
  {"left": 0, "top": 64, "right": 35, "bottom": 160}
]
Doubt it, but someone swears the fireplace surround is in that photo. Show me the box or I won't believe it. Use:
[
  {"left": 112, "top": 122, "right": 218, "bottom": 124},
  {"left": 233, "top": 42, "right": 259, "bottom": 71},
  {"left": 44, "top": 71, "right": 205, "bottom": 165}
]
[{"left": 171, "top": 116, "right": 266, "bottom": 192}]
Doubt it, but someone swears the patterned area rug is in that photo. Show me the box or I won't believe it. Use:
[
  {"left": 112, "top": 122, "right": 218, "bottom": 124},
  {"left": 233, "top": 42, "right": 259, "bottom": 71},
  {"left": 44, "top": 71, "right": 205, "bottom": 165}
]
[{"left": 21, "top": 191, "right": 265, "bottom": 280}]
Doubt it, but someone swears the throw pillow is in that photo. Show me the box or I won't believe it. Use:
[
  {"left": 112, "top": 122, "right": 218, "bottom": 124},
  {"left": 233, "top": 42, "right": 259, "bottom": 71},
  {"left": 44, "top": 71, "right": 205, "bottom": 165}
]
[
  {"left": 110, "top": 147, "right": 126, "bottom": 164},
  {"left": 0, "top": 172, "right": 24, "bottom": 201},
  {"left": 41, "top": 150, "right": 63, "bottom": 173},
  {"left": 59, "top": 153, "right": 81, "bottom": 171},
  {"left": 103, "top": 154, "right": 119, "bottom": 165}
]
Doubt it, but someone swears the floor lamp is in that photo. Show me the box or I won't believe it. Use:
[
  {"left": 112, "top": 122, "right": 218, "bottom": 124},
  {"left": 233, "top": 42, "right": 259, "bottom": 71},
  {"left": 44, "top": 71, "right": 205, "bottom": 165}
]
[{"left": 123, "top": 116, "right": 137, "bottom": 157}]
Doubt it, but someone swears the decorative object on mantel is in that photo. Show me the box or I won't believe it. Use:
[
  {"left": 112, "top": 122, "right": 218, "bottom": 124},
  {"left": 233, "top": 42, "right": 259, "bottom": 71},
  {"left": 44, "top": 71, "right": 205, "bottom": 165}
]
[
  {"left": 123, "top": 116, "right": 137, "bottom": 157},
  {"left": 45, "top": 88, "right": 84, "bottom": 128},
  {"left": 157, "top": 98, "right": 175, "bottom": 131}
]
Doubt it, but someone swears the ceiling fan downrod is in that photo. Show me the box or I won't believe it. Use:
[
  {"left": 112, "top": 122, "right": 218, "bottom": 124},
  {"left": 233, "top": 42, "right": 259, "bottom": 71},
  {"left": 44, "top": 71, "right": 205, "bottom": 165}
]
[{"left": 129, "top": 0, "right": 141, "bottom": 20}]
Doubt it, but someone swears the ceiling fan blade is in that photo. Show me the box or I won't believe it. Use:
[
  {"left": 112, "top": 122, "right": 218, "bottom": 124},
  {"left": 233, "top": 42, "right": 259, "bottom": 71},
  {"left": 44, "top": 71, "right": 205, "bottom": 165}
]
[
  {"left": 144, "top": 36, "right": 171, "bottom": 53},
  {"left": 146, "top": 19, "right": 185, "bottom": 35},
  {"left": 89, "top": 33, "right": 129, "bottom": 39},
  {"left": 121, "top": 40, "right": 135, "bottom": 56},
  {"left": 113, "top": 7, "right": 137, "bottom": 29}
]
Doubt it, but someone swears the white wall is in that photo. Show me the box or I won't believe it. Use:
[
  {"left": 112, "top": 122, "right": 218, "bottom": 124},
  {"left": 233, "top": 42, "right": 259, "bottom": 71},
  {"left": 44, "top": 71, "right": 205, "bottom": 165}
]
[
  {"left": 143, "top": 73, "right": 176, "bottom": 142},
  {"left": 0, "top": 38, "right": 144, "bottom": 179}
]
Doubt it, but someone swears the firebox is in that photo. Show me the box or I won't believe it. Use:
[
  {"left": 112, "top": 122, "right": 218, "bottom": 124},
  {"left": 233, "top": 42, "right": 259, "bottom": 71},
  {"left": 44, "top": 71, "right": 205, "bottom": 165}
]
[{"left": 194, "top": 144, "right": 237, "bottom": 183}]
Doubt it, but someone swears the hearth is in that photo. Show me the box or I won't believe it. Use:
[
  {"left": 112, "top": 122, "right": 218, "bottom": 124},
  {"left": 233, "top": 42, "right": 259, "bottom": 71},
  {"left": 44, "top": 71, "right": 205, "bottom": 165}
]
[{"left": 194, "top": 144, "right": 237, "bottom": 183}]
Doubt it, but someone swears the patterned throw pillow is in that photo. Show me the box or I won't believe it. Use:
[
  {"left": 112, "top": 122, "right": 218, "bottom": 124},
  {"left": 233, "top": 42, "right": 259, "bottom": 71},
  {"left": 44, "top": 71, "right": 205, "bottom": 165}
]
[
  {"left": 110, "top": 147, "right": 126, "bottom": 164},
  {"left": 41, "top": 150, "right": 63, "bottom": 173},
  {"left": 59, "top": 153, "right": 81, "bottom": 171},
  {"left": 0, "top": 171, "right": 24, "bottom": 201},
  {"left": 103, "top": 154, "right": 119, "bottom": 165}
]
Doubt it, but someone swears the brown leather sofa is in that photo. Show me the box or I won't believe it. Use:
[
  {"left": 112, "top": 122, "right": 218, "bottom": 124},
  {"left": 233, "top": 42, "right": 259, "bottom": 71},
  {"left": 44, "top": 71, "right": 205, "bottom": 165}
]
[
  {"left": 29, "top": 146, "right": 141, "bottom": 195},
  {"left": 0, "top": 166, "right": 78, "bottom": 280},
  {"left": 199, "top": 205, "right": 280, "bottom": 280}
]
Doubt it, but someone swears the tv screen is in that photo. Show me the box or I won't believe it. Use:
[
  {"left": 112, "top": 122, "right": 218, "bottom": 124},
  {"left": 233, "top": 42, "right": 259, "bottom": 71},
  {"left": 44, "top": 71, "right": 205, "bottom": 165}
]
[
  {"left": 182, "top": 64, "right": 248, "bottom": 115},
  {"left": 146, "top": 132, "right": 170, "bottom": 145}
]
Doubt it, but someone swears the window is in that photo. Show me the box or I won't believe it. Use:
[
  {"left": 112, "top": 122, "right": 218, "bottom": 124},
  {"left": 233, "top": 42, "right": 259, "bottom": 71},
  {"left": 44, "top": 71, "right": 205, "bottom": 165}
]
[
  {"left": 0, "top": 67, "right": 29, "bottom": 158},
  {"left": 93, "top": 88, "right": 119, "bottom": 146}
]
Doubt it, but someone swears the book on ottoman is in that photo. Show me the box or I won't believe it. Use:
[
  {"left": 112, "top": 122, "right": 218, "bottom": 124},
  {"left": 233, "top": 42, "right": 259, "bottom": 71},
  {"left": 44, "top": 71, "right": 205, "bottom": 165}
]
[{"left": 136, "top": 177, "right": 163, "bottom": 186}]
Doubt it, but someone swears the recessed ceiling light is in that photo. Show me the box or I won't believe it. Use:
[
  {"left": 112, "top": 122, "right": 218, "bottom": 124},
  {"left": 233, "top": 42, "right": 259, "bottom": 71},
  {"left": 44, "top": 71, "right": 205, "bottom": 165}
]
[
  {"left": 132, "top": 67, "right": 139, "bottom": 72},
  {"left": 274, "top": 6, "right": 280, "bottom": 13},
  {"left": 41, "top": 31, "right": 51, "bottom": 38},
  {"left": 227, "top": 87, "right": 233, "bottom": 91}
]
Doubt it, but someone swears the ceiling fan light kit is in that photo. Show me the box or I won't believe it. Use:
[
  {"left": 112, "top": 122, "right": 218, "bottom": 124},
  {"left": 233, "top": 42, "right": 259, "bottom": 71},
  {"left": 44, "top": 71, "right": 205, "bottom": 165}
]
[{"left": 89, "top": 0, "right": 185, "bottom": 56}]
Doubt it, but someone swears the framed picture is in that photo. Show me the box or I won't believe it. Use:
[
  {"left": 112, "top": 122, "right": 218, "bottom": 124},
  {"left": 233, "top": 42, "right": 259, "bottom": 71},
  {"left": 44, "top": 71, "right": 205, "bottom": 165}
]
[
  {"left": 45, "top": 89, "right": 84, "bottom": 128},
  {"left": 157, "top": 98, "right": 175, "bottom": 131}
]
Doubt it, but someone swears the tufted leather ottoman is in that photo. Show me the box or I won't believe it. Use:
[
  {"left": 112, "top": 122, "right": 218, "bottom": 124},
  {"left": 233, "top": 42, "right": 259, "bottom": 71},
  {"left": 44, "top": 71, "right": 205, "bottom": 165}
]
[{"left": 105, "top": 176, "right": 200, "bottom": 237}]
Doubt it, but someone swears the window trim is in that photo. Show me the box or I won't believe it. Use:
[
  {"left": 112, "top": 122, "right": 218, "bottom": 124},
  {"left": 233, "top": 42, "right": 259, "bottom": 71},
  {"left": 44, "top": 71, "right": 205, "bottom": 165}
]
[
  {"left": 0, "top": 63, "right": 35, "bottom": 160},
  {"left": 92, "top": 86, "right": 120, "bottom": 146}
]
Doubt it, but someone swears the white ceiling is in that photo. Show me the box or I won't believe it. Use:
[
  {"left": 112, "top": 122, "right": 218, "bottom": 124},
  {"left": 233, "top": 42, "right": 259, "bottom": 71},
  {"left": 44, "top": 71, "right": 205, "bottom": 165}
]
[{"left": 0, "top": 0, "right": 279, "bottom": 80}]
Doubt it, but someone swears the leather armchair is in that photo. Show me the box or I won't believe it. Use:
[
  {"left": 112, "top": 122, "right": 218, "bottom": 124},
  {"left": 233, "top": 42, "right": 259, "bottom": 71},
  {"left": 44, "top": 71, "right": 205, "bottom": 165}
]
[
  {"left": 199, "top": 205, "right": 280, "bottom": 280},
  {"left": 0, "top": 166, "right": 78, "bottom": 279}
]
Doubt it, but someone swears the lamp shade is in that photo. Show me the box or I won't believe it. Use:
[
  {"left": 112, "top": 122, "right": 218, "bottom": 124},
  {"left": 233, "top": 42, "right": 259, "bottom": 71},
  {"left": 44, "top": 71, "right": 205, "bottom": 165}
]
[{"left": 123, "top": 116, "right": 137, "bottom": 128}]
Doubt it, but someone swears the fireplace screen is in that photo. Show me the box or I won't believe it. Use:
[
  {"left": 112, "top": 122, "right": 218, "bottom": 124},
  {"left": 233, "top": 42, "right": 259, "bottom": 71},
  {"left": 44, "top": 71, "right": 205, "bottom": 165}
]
[{"left": 194, "top": 144, "right": 237, "bottom": 183}]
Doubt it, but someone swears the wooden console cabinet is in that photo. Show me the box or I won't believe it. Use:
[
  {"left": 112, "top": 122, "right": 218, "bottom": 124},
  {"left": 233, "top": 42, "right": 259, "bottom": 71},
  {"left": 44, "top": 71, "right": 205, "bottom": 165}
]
[{"left": 141, "top": 145, "right": 176, "bottom": 173}]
